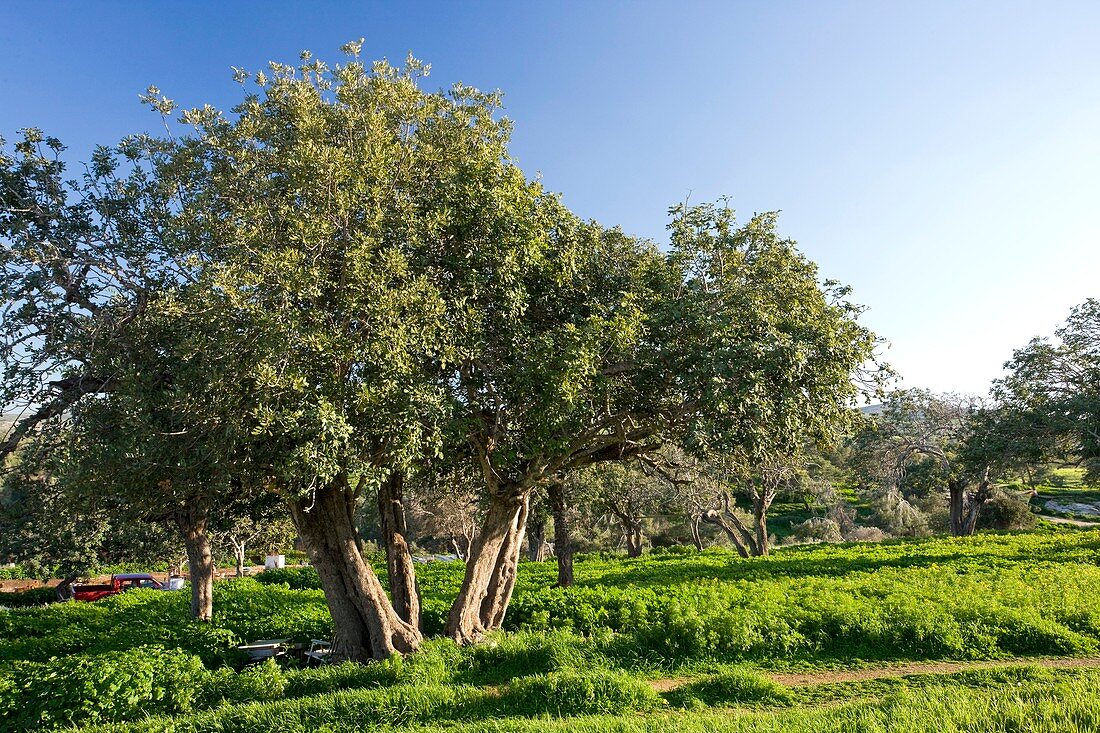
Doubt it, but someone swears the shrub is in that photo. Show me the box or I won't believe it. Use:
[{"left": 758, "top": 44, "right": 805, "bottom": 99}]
[
  {"left": 977, "top": 492, "right": 1037, "bottom": 531},
  {"left": 501, "top": 669, "right": 661, "bottom": 716},
  {"left": 0, "top": 646, "right": 206, "bottom": 731},
  {"left": 253, "top": 566, "right": 322, "bottom": 590},
  {"left": 845, "top": 526, "right": 888, "bottom": 542},
  {"left": 784, "top": 518, "right": 844, "bottom": 545},
  {"left": 666, "top": 667, "right": 794, "bottom": 708},
  {"left": 201, "top": 659, "right": 287, "bottom": 705}
]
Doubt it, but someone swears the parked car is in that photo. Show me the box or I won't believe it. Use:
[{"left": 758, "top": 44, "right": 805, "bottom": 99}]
[{"left": 72, "top": 573, "right": 180, "bottom": 602}]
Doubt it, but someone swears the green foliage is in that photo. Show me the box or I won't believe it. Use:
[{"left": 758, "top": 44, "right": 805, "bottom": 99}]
[
  {"left": 667, "top": 667, "right": 794, "bottom": 708},
  {"left": 0, "top": 582, "right": 328, "bottom": 665},
  {"left": 976, "top": 492, "right": 1037, "bottom": 531},
  {"left": 201, "top": 659, "right": 287, "bottom": 705},
  {"left": 507, "top": 533, "right": 1100, "bottom": 663},
  {"left": 5, "top": 532, "right": 1100, "bottom": 732},
  {"left": 253, "top": 566, "right": 322, "bottom": 590},
  {"left": 0, "top": 646, "right": 206, "bottom": 731},
  {"left": 500, "top": 669, "right": 660, "bottom": 716}
]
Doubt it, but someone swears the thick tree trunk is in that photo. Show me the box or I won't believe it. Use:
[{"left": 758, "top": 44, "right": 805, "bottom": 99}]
[
  {"left": 177, "top": 509, "right": 215, "bottom": 622},
  {"left": 377, "top": 470, "right": 420, "bottom": 629},
  {"left": 959, "top": 471, "right": 993, "bottom": 537},
  {"left": 445, "top": 490, "right": 530, "bottom": 644},
  {"left": 548, "top": 480, "right": 574, "bottom": 588},
  {"left": 290, "top": 476, "right": 421, "bottom": 662}
]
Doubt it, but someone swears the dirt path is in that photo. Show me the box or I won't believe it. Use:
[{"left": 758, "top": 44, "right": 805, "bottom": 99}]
[
  {"left": 1040, "top": 514, "right": 1100, "bottom": 527},
  {"left": 649, "top": 657, "right": 1100, "bottom": 692}
]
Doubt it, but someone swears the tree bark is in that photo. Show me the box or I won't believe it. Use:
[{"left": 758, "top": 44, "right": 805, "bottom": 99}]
[
  {"left": 527, "top": 514, "right": 551, "bottom": 561},
  {"left": 548, "top": 480, "right": 574, "bottom": 588},
  {"left": 176, "top": 506, "right": 214, "bottom": 622},
  {"left": 55, "top": 575, "right": 77, "bottom": 602},
  {"left": 702, "top": 492, "right": 759, "bottom": 557},
  {"left": 623, "top": 518, "right": 644, "bottom": 558},
  {"left": 451, "top": 536, "right": 471, "bottom": 561},
  {"left": 752, "top": 485, "right": 775, "bottom": 557},
  {"left": 948, "top": 479, "right": 966, "bottom": 536},
  {"left": 376, "top": 470, "right": 420, "bottom": 629},
  {"left": 702, "top": 509, "right": 751, "bottom": 558},
  {"left": 689, "top": 513, "right": 704, "bottom": 551},
  {"left": 959, "top": 470, "right": 994, "bottom": 537},
  {"left": 445, "top": 489, "right": 530, "bottom": 644},
  {"left": 289, "top": 476, "right": 421, "bottom": 662}
]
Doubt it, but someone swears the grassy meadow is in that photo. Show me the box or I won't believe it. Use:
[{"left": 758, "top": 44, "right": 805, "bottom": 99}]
[{"left": 4, "top": 529, "right": 1100, "bottom": 731}]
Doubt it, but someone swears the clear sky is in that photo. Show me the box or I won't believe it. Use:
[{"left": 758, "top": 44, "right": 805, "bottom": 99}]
[{"left": 3, "top": 1, "right": 1098, "bottom": 395}]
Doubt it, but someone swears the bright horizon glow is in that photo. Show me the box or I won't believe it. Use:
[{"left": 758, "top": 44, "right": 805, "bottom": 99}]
[{"left": 3, "top": 1, "right": 1098, "bottom": 396}]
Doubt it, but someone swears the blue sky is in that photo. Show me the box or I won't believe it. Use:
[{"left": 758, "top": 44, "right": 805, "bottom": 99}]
[{"left": 3, "top": 1, "right": 1098, "bottom": 394}]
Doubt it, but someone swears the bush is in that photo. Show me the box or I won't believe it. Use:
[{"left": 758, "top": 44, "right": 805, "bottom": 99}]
[
  {"left": 977, "top": 492, "right": 1037, "bottom": 531},
  {"left": 784, "top": 518, "right": 844, "bottom": 545},
  {"left": 501, "top": 669, "right": 660, "bottom": 716},
  {"left": 201, "top": 659, "right": 287, "bottom": 705},
  {"left": 253, "top": 566, "right": 322, "bottom": 590},
  {"left": 845, "top": 526, "right": 888, "bottom": 542},
  {"left": 0, "top": 646, "right": 206, "bottom": 731},
  {"left": 666, "top": 667, "right": 794, "bottom": 708}
]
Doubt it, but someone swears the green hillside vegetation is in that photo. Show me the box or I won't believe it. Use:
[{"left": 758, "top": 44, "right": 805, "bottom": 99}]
[{"left": 4, "top": 530, "right": 1100, "bottom": 731}]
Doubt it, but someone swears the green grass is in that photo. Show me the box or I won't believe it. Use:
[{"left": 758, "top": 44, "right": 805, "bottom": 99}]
[
  {"left": 81, "top": 667, "right": 1100, "bottom": 732},
  {"left": 7, "top": 530, "right": 1100, "bottom": 730}
]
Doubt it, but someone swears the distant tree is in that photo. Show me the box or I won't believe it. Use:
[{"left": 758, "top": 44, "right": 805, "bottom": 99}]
[
  {"left": 217, "top": 498, "right": 297, "bottom": 578},
  {"left": 854, "top": 390, "right": 1005, "bottom": 537},
  {"left": 588, "top": 462, "right": 669, "bottom": 558},
  {"left": 699, "top": 454, "right": 801, "bottom": 557},
  {"left": 996, "top": 299, "right": 1100, "bottom": 482}
]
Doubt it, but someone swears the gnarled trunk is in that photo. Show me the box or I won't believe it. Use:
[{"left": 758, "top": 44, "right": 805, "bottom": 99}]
[
  {"left": 702, "top": 492, "right": 759, "bottom": 558},
  {"left": 956, "top": 469, "right": 994, "bottom": 537},
  {"left": 377, "top": 470, "right": 420, "bottom": 629},
  {"left": 548, "top": 480, "right": 574, "bottom": 587},
  {"left": 290, "top": 476, "right": 421, "bottom": 662},
  {"left": 752, "top": 485, "right": 775, "bottom": 557},
  {"left": 445, "top": 490, "right": 530, "bottom": 644},
  {"left": 176, "top": 504, "right": 214, "bottom": 622}
]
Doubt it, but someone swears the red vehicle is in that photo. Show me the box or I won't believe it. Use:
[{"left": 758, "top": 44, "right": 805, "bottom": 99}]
[{"left": 72, "top": 573, "right": 170, "bottom": 602}]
